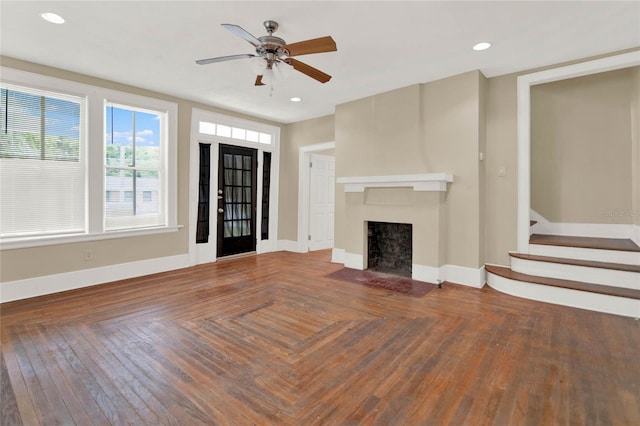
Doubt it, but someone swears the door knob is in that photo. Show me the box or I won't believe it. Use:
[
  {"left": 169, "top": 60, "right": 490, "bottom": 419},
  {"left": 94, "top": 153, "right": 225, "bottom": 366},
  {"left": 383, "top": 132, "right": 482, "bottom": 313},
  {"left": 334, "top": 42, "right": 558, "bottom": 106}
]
[{"left": 218, "top": 208, "right": 224, "bottom": 214}]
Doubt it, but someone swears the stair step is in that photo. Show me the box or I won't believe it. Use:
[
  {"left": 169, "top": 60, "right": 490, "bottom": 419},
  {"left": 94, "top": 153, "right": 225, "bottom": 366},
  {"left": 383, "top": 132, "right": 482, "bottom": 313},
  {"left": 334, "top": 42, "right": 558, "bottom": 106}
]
[
  {"left": 509, "top": 253, "right": 640, "bottom": 273},
  {"left": 530, "top": 234, "right": 640, "bottom": 252},
  {"left": 485, "top": 265, "right": 640, "bottom": 300}
]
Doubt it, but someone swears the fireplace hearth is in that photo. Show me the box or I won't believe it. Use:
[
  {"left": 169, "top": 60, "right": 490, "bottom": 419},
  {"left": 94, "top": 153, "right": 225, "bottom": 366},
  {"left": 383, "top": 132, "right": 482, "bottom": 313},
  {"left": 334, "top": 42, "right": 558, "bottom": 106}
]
[{"left": 367, "top": 222, "right": 412, "bottom": 278}]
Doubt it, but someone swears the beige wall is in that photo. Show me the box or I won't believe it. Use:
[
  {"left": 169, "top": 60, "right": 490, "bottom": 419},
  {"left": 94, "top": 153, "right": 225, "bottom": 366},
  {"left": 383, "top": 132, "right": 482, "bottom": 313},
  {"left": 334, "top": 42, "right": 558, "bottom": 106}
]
[
  {"left": 484, "top": 74, "right": 519, "bottom": 265},
  {"left": 422, "top": 71, "right": 486, "bottom": 268},
  {"left": 632, "top": 67, "right": 640, "bottom": 227},
  {"left": 335, "top": 72, "right": 486, "bottom": 269},
  {"left": 0, "top": 56, "right": 281, "bottom": 282},
  {"left": 278, "top": 115, "right": 335, "bottom": 241},
  {"left": 531, "top": 68, "right": 634, "bottom": 224}
]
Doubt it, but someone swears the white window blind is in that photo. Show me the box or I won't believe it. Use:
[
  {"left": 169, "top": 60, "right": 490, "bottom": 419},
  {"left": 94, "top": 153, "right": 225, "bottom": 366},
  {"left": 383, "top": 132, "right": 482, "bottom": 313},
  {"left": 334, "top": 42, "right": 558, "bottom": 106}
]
[{"left": 0, "top": 85, "right": 85, "bottom": 238}]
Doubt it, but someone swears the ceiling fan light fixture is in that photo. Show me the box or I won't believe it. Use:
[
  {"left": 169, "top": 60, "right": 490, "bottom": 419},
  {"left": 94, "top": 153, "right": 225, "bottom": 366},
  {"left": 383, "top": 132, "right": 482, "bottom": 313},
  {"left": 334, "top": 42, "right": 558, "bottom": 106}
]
[
  {"left": 41, "top": 12, "right": 65, "bottom": 24},
  {"left": 473, "top": 42, "right": 491, "bottom": 51},
  {"left": 262, "top": 67, "right": 275, "bottom": 85},
  {"left": 250, "top": 57, "right": 267, "bottom": 74},
  {"left": 273, "top": 61, "right": 294, "bottom": 79}
]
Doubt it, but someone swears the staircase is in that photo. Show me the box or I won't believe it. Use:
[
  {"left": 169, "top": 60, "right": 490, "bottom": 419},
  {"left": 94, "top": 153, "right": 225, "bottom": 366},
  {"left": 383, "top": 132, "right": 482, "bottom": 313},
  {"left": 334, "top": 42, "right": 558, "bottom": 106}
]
[{"left": 486, "top": 234, "right": 640, "bottom": 318}]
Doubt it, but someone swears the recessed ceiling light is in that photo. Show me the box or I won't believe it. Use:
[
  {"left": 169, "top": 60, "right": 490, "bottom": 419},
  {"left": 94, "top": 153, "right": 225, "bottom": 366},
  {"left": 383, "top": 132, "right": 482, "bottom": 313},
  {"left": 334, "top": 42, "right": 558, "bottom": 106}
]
[
  {"left": 41, "top": 12, "right": 65, "bottom": 24},
  {"left": 473, "top": 42, "right": 491, "bottom": 51},
  {"left": 290, "top": 97, "right": 302, "bottom": 102}
]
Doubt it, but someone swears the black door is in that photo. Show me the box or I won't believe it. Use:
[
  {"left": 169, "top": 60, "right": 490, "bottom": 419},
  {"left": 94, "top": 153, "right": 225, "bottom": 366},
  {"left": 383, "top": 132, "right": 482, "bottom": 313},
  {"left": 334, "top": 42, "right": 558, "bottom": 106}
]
[{"left": 218, "top": 144, "right": 257, "bottom": 257}]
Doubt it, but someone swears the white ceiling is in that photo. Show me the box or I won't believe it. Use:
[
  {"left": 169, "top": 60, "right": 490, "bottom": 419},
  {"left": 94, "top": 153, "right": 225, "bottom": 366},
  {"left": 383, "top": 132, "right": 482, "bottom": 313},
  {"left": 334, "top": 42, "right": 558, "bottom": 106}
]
[{"left": 1, "top": 1, "right": 639, "bottom": 124}]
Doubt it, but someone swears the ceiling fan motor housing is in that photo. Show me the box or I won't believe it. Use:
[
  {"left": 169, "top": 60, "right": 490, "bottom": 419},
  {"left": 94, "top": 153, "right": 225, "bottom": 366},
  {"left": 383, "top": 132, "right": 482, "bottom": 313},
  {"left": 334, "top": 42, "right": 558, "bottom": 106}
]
[{"left": 257, "top": 35, "right": 289, "bottom": 59}]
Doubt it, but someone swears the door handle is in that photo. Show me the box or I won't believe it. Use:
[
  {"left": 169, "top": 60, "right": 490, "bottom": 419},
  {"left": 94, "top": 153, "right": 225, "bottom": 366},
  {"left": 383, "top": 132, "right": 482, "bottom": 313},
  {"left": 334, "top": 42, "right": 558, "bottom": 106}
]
[{"left": 218, "top": 208, "right": 224, "bottom": 214}]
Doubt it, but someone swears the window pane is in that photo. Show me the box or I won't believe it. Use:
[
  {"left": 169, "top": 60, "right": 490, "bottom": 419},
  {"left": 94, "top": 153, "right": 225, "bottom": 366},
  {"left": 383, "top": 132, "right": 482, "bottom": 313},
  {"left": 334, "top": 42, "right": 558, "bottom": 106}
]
[
  {"left": 224, "top": 154, "right": 233, "bottom": 168},
  {"left": 134, "top": 110, "right": 161, "bottom": 169},
  {"left": 0, "top": 86, "right": 85, "bottom": 238},
  {"left": 0, "top": 88, "right": 80, "bottom": 161},
  {"left": 105, "top": 102, "right": 164, "bottom": 230},
  {"left": 44, "top": 96, "right": 80, "bottom": 161},
  {"left": 224, "top": 221, "right": 232, "bottom": 238},
  {"left": 232, "top": 127, "right": 245, "bottom": 140},
  {"left": 259, "top": 132, "right": 271, "bottom": 144},
  {"left": 136, "top": 170, "right": 159, "bottom": 216},
  {"left": 105, "top": 106, "right": 133, "bottom": 168},
  {"left": 216, "top": 124, "right": 231, "bottom": 138},
  {"left": 246, "top": 130, "right": 259, "bottom": 142},
  {"left": 199, "top": 121, "right": 216, "bottom": 135}
]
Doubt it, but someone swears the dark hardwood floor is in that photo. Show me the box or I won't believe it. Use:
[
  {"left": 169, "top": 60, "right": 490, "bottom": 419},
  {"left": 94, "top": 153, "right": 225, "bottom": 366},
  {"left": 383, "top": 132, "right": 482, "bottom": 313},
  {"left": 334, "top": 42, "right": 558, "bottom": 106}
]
[{"left": 2, "top": 250, "right": 639, "bottom": 425}]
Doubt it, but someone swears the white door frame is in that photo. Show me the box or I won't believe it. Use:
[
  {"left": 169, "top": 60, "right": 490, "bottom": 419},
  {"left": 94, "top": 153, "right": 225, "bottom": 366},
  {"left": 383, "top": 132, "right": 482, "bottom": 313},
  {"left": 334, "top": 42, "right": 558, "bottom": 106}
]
[
  {"left": 297, "top": 141, "right": 335, "bottom": 253},
  {"left": 516, "top": 51, "right": 640, "bottom": 254},
  {"left": 189, "top": 108, "right": 280, "bottom": 266}
]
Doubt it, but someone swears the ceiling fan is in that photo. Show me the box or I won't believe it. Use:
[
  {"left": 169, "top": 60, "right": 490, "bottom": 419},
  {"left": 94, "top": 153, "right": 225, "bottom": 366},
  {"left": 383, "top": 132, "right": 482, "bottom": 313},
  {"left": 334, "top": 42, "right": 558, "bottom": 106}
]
[{"left": 196, "top": 20, "right": 337, "bottom": 86}]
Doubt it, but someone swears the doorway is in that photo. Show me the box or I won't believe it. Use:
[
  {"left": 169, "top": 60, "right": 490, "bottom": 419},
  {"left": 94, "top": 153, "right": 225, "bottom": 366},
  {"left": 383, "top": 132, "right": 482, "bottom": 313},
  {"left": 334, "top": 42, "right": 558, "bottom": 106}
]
[{"left": 217, "top": 144, "right": 257, "bottom": 257}]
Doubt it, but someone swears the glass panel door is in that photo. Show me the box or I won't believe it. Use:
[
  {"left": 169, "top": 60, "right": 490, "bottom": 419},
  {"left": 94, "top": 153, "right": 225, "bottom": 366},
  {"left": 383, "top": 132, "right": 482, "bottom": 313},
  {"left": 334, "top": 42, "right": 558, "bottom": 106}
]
[{"left": 217, "top": 144, "right": 257, "bottom": 256}]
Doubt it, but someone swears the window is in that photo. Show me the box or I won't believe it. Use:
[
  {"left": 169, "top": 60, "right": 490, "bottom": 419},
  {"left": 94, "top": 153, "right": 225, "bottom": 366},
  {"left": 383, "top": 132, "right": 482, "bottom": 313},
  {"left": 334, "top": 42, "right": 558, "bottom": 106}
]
[
  {"left": 105, "top": 104, "right": 164, "bottom": 230},
  {"left": 0, "top": 67, "right": 178, "bottom": 249},
  {"left": 198, "top": 120, "right": 272, "bottom": 144},
  {"left": 0, "top": 85, "right": 85, "bottom": 238}
]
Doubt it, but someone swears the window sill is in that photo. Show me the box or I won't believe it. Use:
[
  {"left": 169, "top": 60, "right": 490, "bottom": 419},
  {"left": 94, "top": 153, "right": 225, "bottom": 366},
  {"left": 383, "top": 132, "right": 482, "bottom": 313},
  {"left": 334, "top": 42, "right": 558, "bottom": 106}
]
[{"left": 0, "top": 225, "right": 183, "bottom": 251}]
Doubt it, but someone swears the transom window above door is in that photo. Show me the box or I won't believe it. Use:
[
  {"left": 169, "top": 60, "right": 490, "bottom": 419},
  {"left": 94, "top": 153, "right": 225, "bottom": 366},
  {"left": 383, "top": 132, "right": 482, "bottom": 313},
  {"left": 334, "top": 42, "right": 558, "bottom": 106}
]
[{"left": 199, "top": 121, "right": 272, "bottom": 145}]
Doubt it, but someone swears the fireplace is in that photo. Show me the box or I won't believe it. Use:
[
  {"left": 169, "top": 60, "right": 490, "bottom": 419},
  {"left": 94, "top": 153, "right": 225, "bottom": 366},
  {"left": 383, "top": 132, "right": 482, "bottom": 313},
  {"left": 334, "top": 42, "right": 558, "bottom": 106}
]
[{"left": 367, "top": 221, "right": 412, "bottom": 278}]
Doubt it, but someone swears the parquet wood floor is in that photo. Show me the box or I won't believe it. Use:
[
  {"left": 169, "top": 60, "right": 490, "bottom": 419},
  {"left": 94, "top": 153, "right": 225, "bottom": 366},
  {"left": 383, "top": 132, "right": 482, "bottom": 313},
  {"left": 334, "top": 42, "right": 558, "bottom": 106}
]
[{"left": 2, "top": 250, "right": 639, "bottom": 425}]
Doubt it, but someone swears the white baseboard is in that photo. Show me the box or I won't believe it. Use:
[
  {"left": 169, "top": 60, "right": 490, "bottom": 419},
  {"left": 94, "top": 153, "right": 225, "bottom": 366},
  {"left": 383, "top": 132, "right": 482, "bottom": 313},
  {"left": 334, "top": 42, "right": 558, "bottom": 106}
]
[
  {"left": 1, "top": 254, "right": 190, "bottom": 303},
  {"left": 632, "top": 225, "right": 640, "bottom": 247},
  {"left": 277, "top": 239, "right": 307, "bottom": 253},
  {"left": 256, "top": 239, "right": 278, "bottom": 254},
  {"left": 412, "top": 264, "right": 439, "bottom": 283},
  {"left": 487, "top": 272, "right": 640, "bottom": 318},
  {"left": 530, "top": 209, "right": 550, "bottom": 225},
  {"left": 440, "top": 264, "right": 486, "bottom": 288},
  {"left": 333, "top": 254, "right": 485, "bottom": 288},
  {"left": 343, "top": 252, "right": 364, "bottom": 270},
  {"left": 331, "top": 248, "right": 345, "bottom": 264}
]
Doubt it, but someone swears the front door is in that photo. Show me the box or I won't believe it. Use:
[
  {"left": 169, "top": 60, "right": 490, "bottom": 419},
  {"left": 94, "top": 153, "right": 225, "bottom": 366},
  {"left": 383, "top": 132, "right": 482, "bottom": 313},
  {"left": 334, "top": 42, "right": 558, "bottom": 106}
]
[{"left": 217, "top": 144, "right": 257, "bottom": 257}]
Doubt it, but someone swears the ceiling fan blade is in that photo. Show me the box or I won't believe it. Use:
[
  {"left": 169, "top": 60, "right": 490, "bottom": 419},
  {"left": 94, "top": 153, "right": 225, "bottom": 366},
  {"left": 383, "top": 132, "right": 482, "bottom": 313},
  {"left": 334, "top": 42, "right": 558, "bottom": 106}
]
[
  {"left": 222, "top": 23, "right": 262, "bottom": 47},
  {"left": 285, "top": 58, "right": 332, "bottom": 83},
  {"left": 284, "top": 36, "right": 337, "bottom": 57},
  {"left": 255, "top": 75, "right": 265, "bottom": 86},
  {"left": 196, "top": 54, "right": 255, "bottom": 65}
]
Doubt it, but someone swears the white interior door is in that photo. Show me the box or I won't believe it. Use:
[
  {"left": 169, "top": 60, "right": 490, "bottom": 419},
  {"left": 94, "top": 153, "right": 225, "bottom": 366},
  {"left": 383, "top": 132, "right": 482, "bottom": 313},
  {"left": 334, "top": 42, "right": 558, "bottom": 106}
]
[{"left": 309, "top": 153, "right": 335, "bottom": 251}]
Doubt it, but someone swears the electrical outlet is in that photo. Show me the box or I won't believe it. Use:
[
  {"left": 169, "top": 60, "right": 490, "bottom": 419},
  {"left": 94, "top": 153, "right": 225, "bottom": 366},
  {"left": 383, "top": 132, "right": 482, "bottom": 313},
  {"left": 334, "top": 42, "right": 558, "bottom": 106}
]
[
  {"left": 498, "top": 166, "right": 506, "bottom": 177},
  {"left": 84, "top": 249, "right": 94, "bottom": 261}
]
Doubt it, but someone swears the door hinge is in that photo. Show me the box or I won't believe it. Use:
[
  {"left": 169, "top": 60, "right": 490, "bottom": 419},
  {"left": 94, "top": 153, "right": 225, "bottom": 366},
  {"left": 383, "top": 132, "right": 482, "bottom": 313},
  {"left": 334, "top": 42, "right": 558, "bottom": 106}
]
[
  {"left": 309, "top": 162, "right": 312, "bottom": 168},
  {"left": 308, "top": 235, "right": 311, "bottom": 241}
]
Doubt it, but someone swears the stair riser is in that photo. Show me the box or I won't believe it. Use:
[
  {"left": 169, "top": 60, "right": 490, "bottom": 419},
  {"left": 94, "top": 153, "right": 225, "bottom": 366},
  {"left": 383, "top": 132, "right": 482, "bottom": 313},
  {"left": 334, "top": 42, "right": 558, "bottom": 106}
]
[
  {"left": 511, "top": 257, "right": 640, "bottom": 290},
  {"left": 529, "top": 244, "right": 640, "bottom": 265},
  {"left": 487, "top": 273, "right": 640, "bottom": 318}
]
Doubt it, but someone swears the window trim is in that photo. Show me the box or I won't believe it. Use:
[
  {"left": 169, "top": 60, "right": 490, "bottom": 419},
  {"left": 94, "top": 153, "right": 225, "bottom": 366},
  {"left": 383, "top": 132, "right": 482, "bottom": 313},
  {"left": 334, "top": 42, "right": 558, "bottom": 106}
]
[{"left": 0, "top": 67, "right": 178, "bottom": 250}]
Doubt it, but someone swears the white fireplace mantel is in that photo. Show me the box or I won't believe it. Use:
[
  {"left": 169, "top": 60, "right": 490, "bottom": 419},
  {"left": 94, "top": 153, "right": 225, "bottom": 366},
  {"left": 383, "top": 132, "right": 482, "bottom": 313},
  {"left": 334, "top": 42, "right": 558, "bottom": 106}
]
[{"left": 336, "top": 173, "right": 453, "bottom": 192}]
